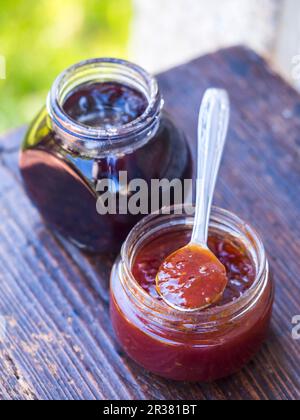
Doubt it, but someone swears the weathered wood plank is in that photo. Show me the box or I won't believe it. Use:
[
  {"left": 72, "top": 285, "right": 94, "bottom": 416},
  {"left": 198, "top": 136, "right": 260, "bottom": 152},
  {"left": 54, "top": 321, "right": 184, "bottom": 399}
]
[{"left": 0, "top": 46, "right": 299, "bottom": 400}]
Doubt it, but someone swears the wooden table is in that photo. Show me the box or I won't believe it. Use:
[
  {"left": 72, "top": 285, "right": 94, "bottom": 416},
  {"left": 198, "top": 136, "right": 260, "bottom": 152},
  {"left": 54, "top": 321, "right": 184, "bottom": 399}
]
[{"left": 0, "top": 47, "right": 299, "bottom": 400}]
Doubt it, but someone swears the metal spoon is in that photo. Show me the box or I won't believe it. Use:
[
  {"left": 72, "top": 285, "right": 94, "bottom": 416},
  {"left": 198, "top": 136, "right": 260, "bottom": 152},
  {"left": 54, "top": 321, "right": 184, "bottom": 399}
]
[{"left": 156, "top": 88, "right": 230, "bottom": 311}]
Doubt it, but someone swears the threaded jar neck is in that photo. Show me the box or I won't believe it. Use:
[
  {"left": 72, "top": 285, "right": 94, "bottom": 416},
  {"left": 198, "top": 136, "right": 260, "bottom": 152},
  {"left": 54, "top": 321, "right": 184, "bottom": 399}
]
[{"left": 47, "top": 58, "right": 163, "bottom": 157}]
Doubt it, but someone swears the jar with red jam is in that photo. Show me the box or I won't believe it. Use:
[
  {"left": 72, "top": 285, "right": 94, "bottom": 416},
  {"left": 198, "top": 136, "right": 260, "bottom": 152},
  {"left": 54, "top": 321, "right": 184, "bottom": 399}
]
[
  {"left": 110, "top": 206, "right": 274, "bottom": 382},
  {"left": 19, "top": 59, "right": 191, "bottom": 253}
]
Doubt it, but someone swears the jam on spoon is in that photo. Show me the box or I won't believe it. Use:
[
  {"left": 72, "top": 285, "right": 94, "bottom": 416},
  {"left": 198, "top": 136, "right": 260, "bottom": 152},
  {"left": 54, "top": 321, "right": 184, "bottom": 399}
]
[{"left": 156, "top": 89, "right": 230, "bottom": 311}]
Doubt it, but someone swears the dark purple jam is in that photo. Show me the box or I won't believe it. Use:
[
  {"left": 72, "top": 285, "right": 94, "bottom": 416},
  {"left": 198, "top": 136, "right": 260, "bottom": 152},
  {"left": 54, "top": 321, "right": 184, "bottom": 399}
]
[
  {"left": 63, "top": 82, "right": 148, "bottom": 128},
  {"left": 20, "top": 81, "right": 191, "bottom": 253}
]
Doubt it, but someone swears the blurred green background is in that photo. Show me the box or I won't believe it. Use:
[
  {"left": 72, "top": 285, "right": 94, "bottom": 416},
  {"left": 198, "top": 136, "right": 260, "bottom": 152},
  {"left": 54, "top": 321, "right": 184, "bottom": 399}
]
[{"left": 0, "top": 0, "right": 132, "bottom": 132}]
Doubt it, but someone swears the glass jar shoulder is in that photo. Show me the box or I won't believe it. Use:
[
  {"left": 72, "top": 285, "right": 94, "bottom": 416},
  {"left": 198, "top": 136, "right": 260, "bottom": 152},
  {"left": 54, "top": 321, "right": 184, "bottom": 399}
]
[{"left": 133, "top": 112, "right": 191, "bottom": 181}]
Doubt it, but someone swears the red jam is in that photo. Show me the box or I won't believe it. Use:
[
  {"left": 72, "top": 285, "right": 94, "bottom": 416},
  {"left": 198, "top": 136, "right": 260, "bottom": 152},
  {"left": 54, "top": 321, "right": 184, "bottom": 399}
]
[
  {"left": 110, "top": 226, "right": 273, "bottom": 382},
  {"left": 63, "top": 82, "right": 148, "bottom": 128}
]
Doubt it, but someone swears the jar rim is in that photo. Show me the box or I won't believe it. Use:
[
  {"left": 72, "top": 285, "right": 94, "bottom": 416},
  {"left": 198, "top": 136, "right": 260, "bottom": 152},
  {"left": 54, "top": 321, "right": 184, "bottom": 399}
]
[
  {"left": 120, "top": 205, "right": 269, "bottom": 328},
  {"left": 47, "top": 58, "right": 163, "bottom": 152}
]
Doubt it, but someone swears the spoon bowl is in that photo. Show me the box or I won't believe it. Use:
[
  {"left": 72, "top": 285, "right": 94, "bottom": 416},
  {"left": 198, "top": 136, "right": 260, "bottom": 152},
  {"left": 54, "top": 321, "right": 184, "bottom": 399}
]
[{"left": 156, "top": 243, "right": 228, "bottom": 312}]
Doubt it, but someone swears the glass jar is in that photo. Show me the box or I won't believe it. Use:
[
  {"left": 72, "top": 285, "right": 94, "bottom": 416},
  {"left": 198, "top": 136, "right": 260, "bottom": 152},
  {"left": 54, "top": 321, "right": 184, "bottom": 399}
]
[
  {"left": 110, "top": 206, "right": 274, "bottom": 382},
  {"left": 19, "top": 59, "right": 191, "bottom": 253}
]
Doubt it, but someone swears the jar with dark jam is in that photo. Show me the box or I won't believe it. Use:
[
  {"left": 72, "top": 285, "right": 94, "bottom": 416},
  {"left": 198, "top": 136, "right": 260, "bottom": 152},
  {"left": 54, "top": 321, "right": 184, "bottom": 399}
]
[
  {"left": 19, "top": 59, "right": 191, "bottom": 253},
  {"left": 110, "top": 206, "right": 274, "bottom": 382}
]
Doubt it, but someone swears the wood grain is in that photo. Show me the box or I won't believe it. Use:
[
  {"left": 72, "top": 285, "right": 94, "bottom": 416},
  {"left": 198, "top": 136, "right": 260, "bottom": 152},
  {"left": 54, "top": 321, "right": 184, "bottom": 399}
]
[{"left": 0, "top": 47, "right": 299, "bottom": 400}]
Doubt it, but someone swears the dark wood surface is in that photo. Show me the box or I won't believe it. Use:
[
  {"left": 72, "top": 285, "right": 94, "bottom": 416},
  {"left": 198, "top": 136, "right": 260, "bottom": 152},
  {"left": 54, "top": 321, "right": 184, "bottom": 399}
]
[{"left": 0, "top": 46, "right": 300, "bottom": 400}]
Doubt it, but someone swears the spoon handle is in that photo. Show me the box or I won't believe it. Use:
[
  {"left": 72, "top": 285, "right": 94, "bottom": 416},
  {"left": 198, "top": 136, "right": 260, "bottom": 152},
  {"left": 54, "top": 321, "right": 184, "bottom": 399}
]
[{"left": 191, "top": 88, "right": 230, "bottom": 247}]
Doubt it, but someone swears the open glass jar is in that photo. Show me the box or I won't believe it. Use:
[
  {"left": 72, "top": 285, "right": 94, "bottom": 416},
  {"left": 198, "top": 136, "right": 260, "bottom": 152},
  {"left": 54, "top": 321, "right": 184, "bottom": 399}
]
[
  {"left": 110, "top": 206, "right": 274, "bottom": 382},
  {"left": 19, "top": 59, "right": 191, "bottom": 253}
]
